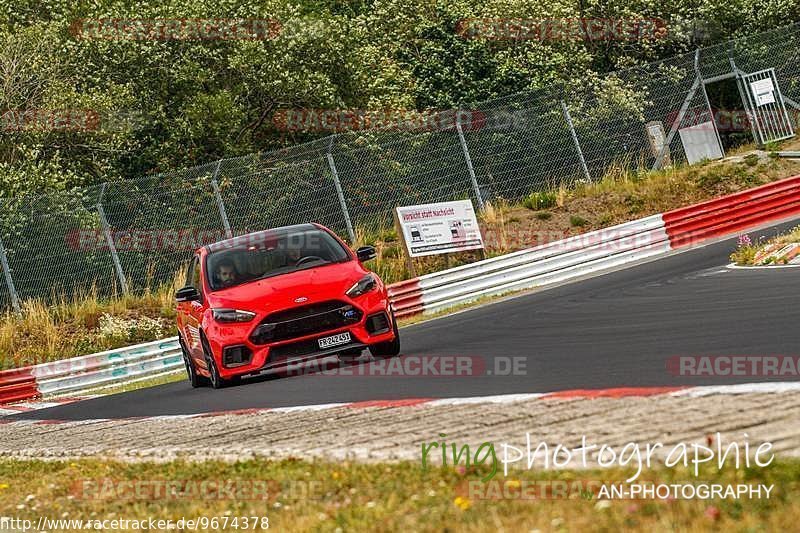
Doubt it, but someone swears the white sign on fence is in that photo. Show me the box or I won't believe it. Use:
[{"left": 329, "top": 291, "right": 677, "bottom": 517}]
[
  {"left": 395, "top": 200, "right": 484, "bottom": 257},
  {"left": 750, "top": 78, "right": 776, "bottom": 106}
]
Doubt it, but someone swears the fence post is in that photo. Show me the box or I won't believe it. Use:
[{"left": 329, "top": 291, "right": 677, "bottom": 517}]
[
  {"left": 95, "top": 191, "right": 129, "bottom": 294},
  {"left": 728, "top": 43, "right": 761, "bottom": 146},
  {"left": 210, "top": 160, "right": 233, "bottom": 239},
  {"left": 455, "top": 110, "right": 485, "bottom": 210},
  {"left": 560, "top": 100, "right": 592, "bottom": 181},
  {"left": 0, "top": 235, "right": 21, "bottom": 313},
  {"left": 694, "top": 48, "right": 725, "bottom": 157},
  {"left": 326, "top": 136, "right": 356, "bottom": 242}
]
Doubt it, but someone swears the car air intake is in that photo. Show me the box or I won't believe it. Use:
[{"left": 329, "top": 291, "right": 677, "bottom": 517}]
[
  {"left": 223, "top": 345, "right": 252, "bottom": 368},
  {"left": 365, "top": 312, "right": 390, "bottom": 335},
  {"left": 250, "top": 300, "right": 363, "bottom": 344}
]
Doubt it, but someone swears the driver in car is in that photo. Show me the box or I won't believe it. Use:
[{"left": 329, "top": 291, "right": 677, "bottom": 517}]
[
  {"left": 273, "top": 245, "right": 304, "bottom": 267},
  {"left": 214, "top": 259, "right": 240, "bottom": 288},
  {"left": 287, "top": 246, "right": 303, "bottom": 264}
]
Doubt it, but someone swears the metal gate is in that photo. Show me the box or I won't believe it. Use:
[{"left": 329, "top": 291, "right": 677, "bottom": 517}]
[{"left": 740, "top": 68, "right": 795, "bottom": 145}]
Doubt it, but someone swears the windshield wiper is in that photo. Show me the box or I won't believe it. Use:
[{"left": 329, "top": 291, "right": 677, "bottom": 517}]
[
  {"left": 253, "top": 266, "right": 294, "bottom": 282},
  {"left": 251, "top": 259, "right": 334, "bottom": 282}
]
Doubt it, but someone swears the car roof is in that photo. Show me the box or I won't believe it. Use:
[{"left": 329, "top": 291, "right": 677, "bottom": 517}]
[{"left": 202, "top": 223, "right": 320, "bottom": 254}]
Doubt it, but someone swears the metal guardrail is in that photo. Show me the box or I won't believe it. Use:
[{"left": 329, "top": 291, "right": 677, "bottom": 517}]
[
  {"left": 0, "top": 338, "right": 181, "bottom": 404},
  {"left": 389, "top": 215, "right": 670, "bottom": 317},
  {"left": 663, "top": 174, "right": 800, "bottom": 246},
  {"left": 37, "top": 343, "right": 183, "bottom": 396}
]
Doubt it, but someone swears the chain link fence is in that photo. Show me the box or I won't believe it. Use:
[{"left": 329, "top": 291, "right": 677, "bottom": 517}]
[{"left": 1, "top": 22, "right": 800, "bottom": 310}]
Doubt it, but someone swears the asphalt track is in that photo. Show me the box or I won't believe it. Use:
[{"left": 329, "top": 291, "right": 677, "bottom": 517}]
[{"left": 8, "top": 218, "right": 800, "bottom": 421}]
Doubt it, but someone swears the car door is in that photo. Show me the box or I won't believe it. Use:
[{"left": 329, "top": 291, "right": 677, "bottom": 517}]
[
  {"left": 180, "top": 256, "right": 206, "bottom": 365},
  {"left": 176, "top": 258, "right": 194, "bottom": 344}
]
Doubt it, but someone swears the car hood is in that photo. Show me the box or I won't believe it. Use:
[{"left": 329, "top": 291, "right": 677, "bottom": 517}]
[{"left": 205, "top": 260, "right": 368, "bottom": 313}]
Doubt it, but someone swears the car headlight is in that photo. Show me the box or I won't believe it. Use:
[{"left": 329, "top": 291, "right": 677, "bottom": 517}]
[
  {"left": 212, "top": 308, "right": 256, "bottom": 323},
  {"left": 346, "top": 274, "right": 378, "bottom": 297}
]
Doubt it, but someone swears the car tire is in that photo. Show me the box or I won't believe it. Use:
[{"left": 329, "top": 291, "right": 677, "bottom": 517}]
[
  {"left": 369, "top": 315, "right": 400, "bottom": 358},
  {"left": 179, "top": 335, "right": 208, "bottom": 388},
  {"left": 200, "top": 333, "right": 228, "bottom": 389}
]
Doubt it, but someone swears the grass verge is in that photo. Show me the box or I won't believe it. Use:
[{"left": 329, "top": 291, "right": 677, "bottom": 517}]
[
  {"left": 730, "top": 225, "right": 800, "bottom": 265},
  {"left": 75, "top": 370, "right": 185, "bottom": 396},
  {"left": 0, "top": 278, "right": 181, "bottom": 370},
  {"left": 0, "top": 457, "right": 797, "bottom": 532}
]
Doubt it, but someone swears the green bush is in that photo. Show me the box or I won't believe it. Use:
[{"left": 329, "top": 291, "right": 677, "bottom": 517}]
[
  {"left": 624, "top": 194, "right": 645, "bottom": 213},
  {"left": 378, "top": 229, "right": 398, "bottom": 243},
  {"left": 598, "top": 212, "right": 614, "bottom": 225},
  {"left": 744, "top": 154, "right": 759, "bottom": 167},
  {"left": 695, "top": 166, "right": 727, "bottom": 188},
  {"left": 535, "top": 211, "right": 552, "bottom": 220},
  {"left": 730, "top": 246, "right": 757, "bottom": 265},
  {"left": 570, "top": 215, "right": 588, "bottom": 227},
  {"left": 523, "top": 191, "right": 557, "bottom": 210},
  {"left": 381, "top": 245, "right": 400, "bottom": 259}
]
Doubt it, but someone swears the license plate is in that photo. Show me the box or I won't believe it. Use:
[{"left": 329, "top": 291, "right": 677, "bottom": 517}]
[{"left": 318, "top": 331, "right": 351, "bottom": 349}]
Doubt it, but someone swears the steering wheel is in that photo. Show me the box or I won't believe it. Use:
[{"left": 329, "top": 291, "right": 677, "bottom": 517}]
[{"left": 295, "top": 255, "right": 324, "bottom": 267}]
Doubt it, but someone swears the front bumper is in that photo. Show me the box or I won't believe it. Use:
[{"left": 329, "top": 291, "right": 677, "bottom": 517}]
[{"left": 204, "top": 293, "right": 395, "bottom": 379}]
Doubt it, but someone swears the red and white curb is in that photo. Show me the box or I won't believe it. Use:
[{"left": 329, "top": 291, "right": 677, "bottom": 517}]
[
  {"left": 3, "top": 383, "right": 800, "bottom": 426},
  {"left": 0, "top": 396, "right": 95, "bottom": 417}
]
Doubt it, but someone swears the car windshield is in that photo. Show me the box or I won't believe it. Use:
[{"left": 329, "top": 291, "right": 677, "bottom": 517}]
[{"left": 205, "top": 227, "right": 351, "bottom": 291}]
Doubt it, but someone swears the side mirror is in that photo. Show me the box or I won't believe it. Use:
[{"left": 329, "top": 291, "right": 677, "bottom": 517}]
[
  {"left": 175, "top": 286, "right": 200, "bottom": 303},
  {"left": 356, "top": 245, "right": 377, "bottom": 262}
]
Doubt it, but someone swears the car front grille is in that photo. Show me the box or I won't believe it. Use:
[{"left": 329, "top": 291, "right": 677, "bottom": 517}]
[{"left": 249, "top": 300, "right": 363, "bottom": 344}]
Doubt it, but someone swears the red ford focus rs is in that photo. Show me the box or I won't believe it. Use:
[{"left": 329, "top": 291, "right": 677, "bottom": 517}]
[{"left": 175, "top": 223, "right": 400, "bottom": 388}]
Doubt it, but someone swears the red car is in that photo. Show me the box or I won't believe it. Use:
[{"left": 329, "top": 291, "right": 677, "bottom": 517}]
[{"left": 175, "top": 223, "right": 400, "bottom": 388}]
